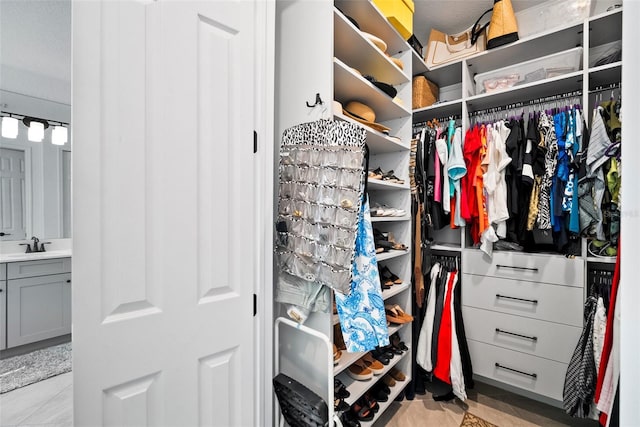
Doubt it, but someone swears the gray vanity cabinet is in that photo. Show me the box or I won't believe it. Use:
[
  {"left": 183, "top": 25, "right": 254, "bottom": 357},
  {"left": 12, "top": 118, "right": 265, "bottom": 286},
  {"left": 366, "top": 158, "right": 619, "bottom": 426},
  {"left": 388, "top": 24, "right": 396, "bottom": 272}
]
[
  {"left": 6, "top": 258, "right": 71, "bottom": 348},
  {"left": 0, "top": 264, "right": 6, "bottom": 350}
]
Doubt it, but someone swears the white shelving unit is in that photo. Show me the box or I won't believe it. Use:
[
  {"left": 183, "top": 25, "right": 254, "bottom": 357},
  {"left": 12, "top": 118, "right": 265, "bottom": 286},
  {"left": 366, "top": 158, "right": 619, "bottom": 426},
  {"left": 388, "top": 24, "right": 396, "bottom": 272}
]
[
  {"left": 411, "top": 4, "right": 623, "bottom": 407},
  {"left": 275, "top": 0, "right": 414, "bottom": 424}
]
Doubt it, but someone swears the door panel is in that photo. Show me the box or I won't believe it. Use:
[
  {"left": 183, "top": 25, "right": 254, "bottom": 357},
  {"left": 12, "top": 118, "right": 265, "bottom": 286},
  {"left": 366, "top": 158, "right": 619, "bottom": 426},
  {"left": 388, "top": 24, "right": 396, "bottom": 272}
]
[
  {"left": 0, "top": 148, "right": 26, "bottom": 241},
  {"left": 73, "top": 1, "right": 256, "bottom": 424}
]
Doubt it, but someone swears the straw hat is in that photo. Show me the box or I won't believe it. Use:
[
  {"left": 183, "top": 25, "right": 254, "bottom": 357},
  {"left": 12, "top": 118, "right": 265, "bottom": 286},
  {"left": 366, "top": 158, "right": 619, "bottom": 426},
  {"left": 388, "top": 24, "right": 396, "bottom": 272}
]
[{"left": 341, "top": 101, "right": 391, "bottom": 133}]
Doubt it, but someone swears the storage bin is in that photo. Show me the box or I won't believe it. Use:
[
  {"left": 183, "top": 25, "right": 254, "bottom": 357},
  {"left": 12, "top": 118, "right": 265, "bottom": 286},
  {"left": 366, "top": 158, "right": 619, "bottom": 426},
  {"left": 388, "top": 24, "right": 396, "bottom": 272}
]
[
  {"left": 373, "top": 0, "right": 414, "bottom": 40},
  {"left": 474, "top": 47, "right": 583, "bottom": 95},
  {"left": 515, "top": 0, "right": 593, "bottom": 39},
  {"left": 412, "top": 76, "right": 439, "bottom": 109}
]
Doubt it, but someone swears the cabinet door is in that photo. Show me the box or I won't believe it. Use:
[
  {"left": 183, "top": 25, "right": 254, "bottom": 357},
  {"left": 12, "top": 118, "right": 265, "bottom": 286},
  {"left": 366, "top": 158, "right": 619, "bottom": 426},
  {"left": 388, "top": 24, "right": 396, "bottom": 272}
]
[
  {"left": 0, "top": 280, "right": 6, "bottom": 350},
  {"left": 7, "top": 273, "right": 71, "bottom": 347}
]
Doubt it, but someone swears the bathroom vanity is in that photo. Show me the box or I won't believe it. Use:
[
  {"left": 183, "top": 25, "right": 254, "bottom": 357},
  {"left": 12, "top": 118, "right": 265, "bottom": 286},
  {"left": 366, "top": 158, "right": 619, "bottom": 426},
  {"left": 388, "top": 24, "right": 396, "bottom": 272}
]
[{"left": 0, "top": 250, "right": 71, "bottom": 350}]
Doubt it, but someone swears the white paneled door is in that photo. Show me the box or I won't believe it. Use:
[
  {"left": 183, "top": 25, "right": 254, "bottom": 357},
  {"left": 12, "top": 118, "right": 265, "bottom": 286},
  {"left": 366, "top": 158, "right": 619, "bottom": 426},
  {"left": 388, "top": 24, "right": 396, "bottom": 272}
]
[
  {"left": 73, "top": 1, "right": 257, "bottom": 425},
  {"left": 0, "top": 148, "right": 26, "bottom": 241}
]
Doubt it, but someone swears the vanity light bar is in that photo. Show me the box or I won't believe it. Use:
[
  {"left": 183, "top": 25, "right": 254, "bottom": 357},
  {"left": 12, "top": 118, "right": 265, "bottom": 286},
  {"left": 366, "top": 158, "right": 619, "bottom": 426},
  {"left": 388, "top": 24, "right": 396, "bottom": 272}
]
[{"left": 0, "top": 111, "right": 69, "bottom": 145}]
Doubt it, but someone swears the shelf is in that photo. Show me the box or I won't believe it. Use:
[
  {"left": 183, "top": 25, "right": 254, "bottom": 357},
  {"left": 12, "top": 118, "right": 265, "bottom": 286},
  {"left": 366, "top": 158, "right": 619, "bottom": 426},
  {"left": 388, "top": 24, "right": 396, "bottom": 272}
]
[
  {"left": 418, "top": 60, "right": 463, "bottom": 88},
  {"left": 412, "top": 49, "right": 428, "bottom": 76},
  {"left": 376, "top": 250, "right": 409, "bottom": 263},
  {"left": 589, "top": 61, "right": 622, "bottom": 90},
  {"left": 466, "top": 71, "right": 584, "bottom": 112},
  {"left": 334, "top": 9, "right": 409, "bottom": 86},
  {"left": 334, "top": 350, "right": 366, "bottom": 376},
  {"left": 413, "top": 99, "right": 463, "bottom": 123},
  {"left": 339, "top": 345, "right": 411, "bottom": 406},
  {"left": 334, "top": 111, "right": 409, "bottom": 153},
  {"left": 387, "top": 322, "right": 407, "bottom": 338},
  {"left": 465, "top": 23, "right": 583, "bottom": 76},
  {"left": 589, "top": 8, "right": 622, "bottom": 47},
  {"left": 359, "top": 377, "right": 411, "bottom": 427},
  {"left": 371, "top": 215, "right": 411, "bottom": 223},
  {"left": 429, "top": 244, "right": 462, "bottom": 252},
  {"left": 334, "top": 0, "right": 409, "bottom": 55},
  {"left": 367, "top": 179, "right": 410, "bottom": 191},
  {"left": 381, "top": 282, "right": 410, "bottom": 301},
  {"left": 334, "top": 58, "right": 411, "bottom": 122}
]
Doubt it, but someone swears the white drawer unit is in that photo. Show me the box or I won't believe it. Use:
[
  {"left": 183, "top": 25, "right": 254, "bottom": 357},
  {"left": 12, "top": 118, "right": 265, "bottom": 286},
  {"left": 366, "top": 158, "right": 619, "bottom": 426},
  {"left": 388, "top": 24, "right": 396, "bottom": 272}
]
[
  {"left": 461, "top": 273, "right": 584, "bottom": 327},
  {"left": 463, "top": 249, "right": 584, "bottom": 288},
  {"left": 8, "top": 258, "right": 72, "bottom": 280},
  {"left": 467, "top": 339, "right": 569, "bottom": 402},
  {"left": 462, "top": 306, "right": 581, "bottom": 364}
]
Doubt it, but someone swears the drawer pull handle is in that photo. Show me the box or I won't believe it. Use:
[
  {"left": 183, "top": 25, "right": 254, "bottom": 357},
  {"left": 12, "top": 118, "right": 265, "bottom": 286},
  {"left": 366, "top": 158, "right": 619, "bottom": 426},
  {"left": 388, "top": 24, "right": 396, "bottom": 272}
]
[
  {"left": 496, "top": 264, "right": 539, "bottom": 272},
  {"left": 495, "top": 328, "right": 538, "bottom": 342},
  {"left": 495, "top": 363, "right": 538, "bottom": 379},
  {"left": 495, "top": 294, "right": 538, "bottom": 305}
]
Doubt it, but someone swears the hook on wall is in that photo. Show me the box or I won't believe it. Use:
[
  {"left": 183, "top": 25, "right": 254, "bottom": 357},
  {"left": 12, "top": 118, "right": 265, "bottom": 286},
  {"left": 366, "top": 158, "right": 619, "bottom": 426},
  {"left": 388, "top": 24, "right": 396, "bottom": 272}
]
[{"left": 306, "top": 93, "right": 324, "bottom": 108}]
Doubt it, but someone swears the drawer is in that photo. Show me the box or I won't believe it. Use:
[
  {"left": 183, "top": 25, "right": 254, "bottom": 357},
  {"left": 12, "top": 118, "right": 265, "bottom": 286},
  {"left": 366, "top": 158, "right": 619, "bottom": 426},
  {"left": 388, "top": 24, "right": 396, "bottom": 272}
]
[
  {"left": 462, "top": 306, "right": 581, "bottom": 364},
  {"left": 468, "top": 339, "right": 568, "bottom": 401},
  {"left": 461, "top": 273, "right": 583, "bottom": 327},
  {"left": 463, "top": 249, "right": 584, "bottom": 288},
  {"left": 7, "top": 258, "right": 72, "bottom": 279}
]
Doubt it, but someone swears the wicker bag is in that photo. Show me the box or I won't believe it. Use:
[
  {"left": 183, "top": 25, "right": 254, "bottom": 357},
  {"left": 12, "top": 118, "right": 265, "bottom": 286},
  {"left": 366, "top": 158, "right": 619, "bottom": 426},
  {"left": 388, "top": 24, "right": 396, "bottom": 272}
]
[{"left": 412, "top": 76, "right": 439, "bottom": 109}]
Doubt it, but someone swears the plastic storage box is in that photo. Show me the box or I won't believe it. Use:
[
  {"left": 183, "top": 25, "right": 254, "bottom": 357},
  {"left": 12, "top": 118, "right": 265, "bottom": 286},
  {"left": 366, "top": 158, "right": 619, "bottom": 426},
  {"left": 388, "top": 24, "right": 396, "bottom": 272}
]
[
  {"left": 373, "top": 0, "right": 415, "bottom": 40},
  {"left": 515, "top": 0, "right": 593, "bottom": 39},
  {"left": 474, "top": 47, "right": 583, "bottom": 95}
]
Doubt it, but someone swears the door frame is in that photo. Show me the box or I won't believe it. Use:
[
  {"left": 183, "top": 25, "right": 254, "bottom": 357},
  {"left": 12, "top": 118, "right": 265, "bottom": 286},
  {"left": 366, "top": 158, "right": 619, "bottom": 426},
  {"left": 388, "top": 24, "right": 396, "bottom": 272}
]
[{"left": 256, "top": 1, "right": 276, "bottom": 425}]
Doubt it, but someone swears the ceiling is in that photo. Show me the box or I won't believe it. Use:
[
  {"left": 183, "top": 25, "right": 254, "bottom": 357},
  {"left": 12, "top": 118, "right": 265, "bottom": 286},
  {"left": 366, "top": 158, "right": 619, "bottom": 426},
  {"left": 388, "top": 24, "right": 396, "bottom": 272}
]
[{"left": 0, "top": 0, "right": 71, "bottom": 105}]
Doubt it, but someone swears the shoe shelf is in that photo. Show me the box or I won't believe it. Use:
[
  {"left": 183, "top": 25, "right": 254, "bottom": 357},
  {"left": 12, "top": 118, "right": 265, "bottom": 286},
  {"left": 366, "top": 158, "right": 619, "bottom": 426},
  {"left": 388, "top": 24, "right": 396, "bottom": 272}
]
[
  {"left": 381, "top": 282, "right": 410, "bottom": 301},
  {"left": 334, "top": 58, "right": 411, "bottom": 122},
  {"left": 367, "top": 179, "right": 410, "bottom": 191},
  {"left": 358, "top": 375, "right": 412, "bottom": 427},
  {"left": 338, "top": 345, "right": 411, "bottom": 407},
  {"left": 586, "top": 256, "right": 617, "bottom": 264},
  {"left": 386, "top": 322, "right": 406, "bottom": 338},
  {"left": 589, "top": 7, "right": 622, "bottom": 48},
  {"left": 376, "top": 249, "right": 409, "bottom": 263},
  {"left": 334, "top": 350, "right": 366, "bottom": 376},
  {"left": 429, "top": 243, "right": 463, "bottom": 252},
  {"left": 371, "top": 214, "right": 411, "bottom": 223}
]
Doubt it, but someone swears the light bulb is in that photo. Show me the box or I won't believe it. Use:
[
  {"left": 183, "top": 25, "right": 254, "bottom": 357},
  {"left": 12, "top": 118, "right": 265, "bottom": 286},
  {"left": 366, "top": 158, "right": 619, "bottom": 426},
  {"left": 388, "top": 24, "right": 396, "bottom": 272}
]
[
  {"left": 28, "top": 121, "right": 45, "bottom": 142},
  {"left": 1, "top": 116, "right": 19, "bottom": 138},
  {"left": 52, "top": 126, "right": 68, "bottom": 145}
]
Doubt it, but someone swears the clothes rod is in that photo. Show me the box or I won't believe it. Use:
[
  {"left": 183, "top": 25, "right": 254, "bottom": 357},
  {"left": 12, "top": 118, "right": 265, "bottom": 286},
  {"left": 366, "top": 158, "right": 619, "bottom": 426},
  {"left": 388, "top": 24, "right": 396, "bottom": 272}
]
[
  {"left": 589, "top": 82, "right": 621, "bottom": 93},
  {"left": 469, "top": 90, "right": 583, "bottom": 117}
]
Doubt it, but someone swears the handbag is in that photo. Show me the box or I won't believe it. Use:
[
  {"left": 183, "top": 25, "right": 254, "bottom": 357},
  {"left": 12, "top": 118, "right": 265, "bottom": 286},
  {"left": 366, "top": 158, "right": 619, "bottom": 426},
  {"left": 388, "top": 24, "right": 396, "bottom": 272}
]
[{"left": 424, "top": 25, "right": 486, "bottom": 69}]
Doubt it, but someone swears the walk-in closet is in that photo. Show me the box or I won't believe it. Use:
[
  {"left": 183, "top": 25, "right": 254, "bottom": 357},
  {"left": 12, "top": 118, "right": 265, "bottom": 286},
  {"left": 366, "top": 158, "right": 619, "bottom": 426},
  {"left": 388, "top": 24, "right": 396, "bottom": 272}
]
[{"left": 273, "top": 1, "right": 626, "bottom": 426}]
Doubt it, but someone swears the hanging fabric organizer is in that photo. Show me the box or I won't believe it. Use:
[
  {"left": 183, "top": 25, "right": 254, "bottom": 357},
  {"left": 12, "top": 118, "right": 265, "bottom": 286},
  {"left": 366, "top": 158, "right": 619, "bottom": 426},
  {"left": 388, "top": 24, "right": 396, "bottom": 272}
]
[{"left": 275, "top": 119, "right": 367, "bottom": 312}]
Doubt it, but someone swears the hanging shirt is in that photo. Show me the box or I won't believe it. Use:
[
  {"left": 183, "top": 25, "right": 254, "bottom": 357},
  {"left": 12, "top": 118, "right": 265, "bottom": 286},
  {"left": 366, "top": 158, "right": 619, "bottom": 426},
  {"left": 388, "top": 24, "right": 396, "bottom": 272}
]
[
  {"left": 436, "top": 136, "right": 451, "bottom": 214},
  {"left": 417, "top": 263, "right": 441, "bottom": 372},
  {"left": 536, "top": 112, "right": 557, "bottom": 230},
  {"left": 335, "top": 198, "right": 389, "bottom": 352},
  {"left": 448, "top": 274, "right": 467, "bottom": 401},
  {"left": 448, "top": 127, "right": 467, "bottom": 227},
  {"left": 434, "top": 270, "right": 456, "bottom": 384},
  {"left": 484, "top": 121, "right": 512, "bottom": 238}
]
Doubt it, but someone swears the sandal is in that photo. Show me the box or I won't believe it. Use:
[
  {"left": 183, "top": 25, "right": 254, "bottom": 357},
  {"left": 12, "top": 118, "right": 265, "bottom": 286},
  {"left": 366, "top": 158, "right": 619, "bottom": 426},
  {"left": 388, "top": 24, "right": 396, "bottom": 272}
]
[
  {"left": 361, "top": 394, "right": 379, "bottom": 413},
  {"left": 361, "top": 353, "right": 384, "bottom": 375},
  {"left": 390, "top": 333, "right": 408, "bottom": 352},
  {"left": 382, "top": 374, "right": 396, "bottom": 387},
  {"left": 389, "top": 367, "right": 406, "bottom": 382},
  {"left": 368, "top": 167, "right": 383, "bottom": 180},
  {"left": 380, "top": 265, "right": 402, "bottom": 284},
  {"left": 381, "top": 170, "right": 405, "bottom": 184},
  {"left": 588, "top": 240, "right": 617, "bottom": 258},
  {"left": 335, "top": 397, "right": 349, "bottom": 412},
  {"left": 347, "top": 359, "right": 373, "bottom": 381},
  {"left": 351, "top": 400, "right": 374, "bottom": 422},
  {"left": 335, "top": 378, "right": 350, "bottom": 399},
  {"left": 333, "top": 344, "right": 342, "bottom": 365},
  {"left": 385, "top": 304, "right": 414, "bottom": 324},
  {"left": 340, "top": 411, "right": 361, "bottom": 427}
]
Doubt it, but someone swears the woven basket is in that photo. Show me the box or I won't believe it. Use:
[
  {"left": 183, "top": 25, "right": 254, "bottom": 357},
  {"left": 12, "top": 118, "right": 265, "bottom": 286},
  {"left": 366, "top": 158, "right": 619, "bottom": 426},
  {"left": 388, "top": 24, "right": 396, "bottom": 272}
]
[{"left": 412, "top": 76, "right": 439, "bottom": 109}]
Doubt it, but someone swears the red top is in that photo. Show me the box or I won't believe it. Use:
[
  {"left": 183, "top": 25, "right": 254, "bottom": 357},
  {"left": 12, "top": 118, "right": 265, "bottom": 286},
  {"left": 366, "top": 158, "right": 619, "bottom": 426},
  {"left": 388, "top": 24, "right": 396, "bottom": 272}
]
[{"left": 433, "top": 271, "right": 457, "bottom": 384}]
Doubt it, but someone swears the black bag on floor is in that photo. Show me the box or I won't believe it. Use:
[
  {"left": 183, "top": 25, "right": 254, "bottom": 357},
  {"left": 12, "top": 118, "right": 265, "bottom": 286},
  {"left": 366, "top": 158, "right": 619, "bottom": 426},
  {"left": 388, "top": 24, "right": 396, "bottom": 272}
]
[{"left": 273, "top": 373, "right": 329, "bottom": 427}]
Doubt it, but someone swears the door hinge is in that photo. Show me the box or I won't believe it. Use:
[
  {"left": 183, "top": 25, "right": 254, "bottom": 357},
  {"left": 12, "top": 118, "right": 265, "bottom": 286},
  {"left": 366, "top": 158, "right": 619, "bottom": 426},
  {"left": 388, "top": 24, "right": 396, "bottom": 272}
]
[
  {"left": 253, "top": 293, "right": 257, "bottom": 316},
  {"left": 253, "top": 131, "right": 258, "bottom": 153}
]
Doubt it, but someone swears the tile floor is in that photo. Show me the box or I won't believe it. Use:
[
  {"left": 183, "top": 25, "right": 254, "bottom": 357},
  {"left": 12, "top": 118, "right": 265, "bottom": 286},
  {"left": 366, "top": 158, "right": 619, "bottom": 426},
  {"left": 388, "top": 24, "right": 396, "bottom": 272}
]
[
  {"left": 0, "top": 373, "right": 599, "bottom": 427},
  {"left": 374, "top": 381, "right": 599, "bottom": 426},
  {"left": 0, "top": 371, "right": 72, "bottom": 427}
]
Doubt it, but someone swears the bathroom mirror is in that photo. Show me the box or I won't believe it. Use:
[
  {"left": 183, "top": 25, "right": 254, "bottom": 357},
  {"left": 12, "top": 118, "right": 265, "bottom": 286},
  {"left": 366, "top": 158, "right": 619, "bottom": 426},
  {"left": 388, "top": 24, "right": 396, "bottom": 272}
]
[{"left": 0, "top": 0, "right": 71, "bottom": 242}]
